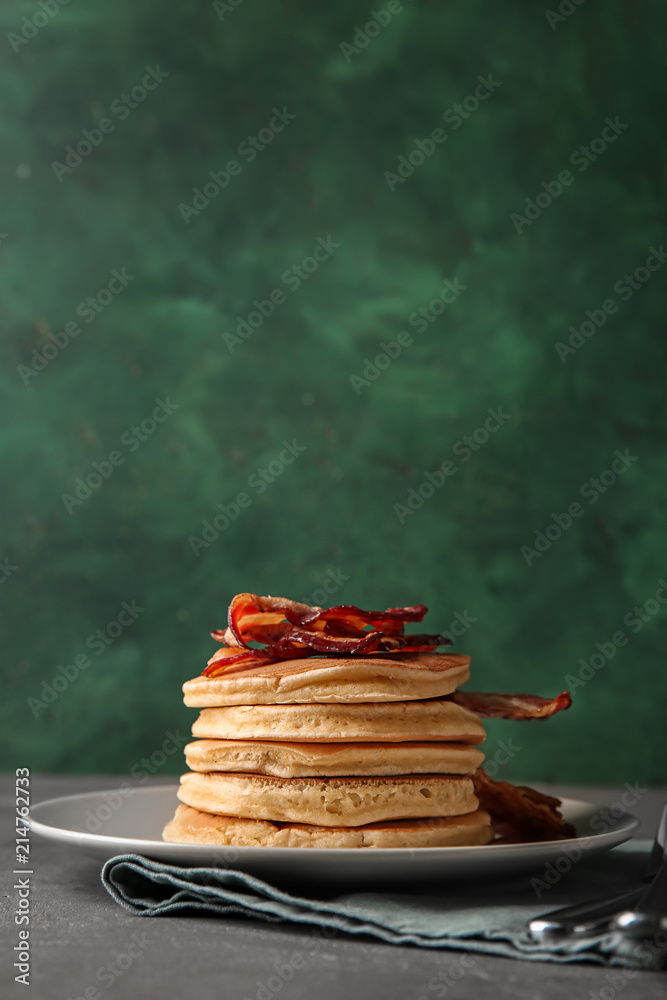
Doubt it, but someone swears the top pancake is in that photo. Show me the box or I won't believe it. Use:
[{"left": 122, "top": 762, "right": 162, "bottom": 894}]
[{"left": 183, "top": 653, "right": 470, "bottom": 707}]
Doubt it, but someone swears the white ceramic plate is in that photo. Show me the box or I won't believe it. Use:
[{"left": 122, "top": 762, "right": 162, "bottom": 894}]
[{"left": 29, "top": 785, "right": 639, "bottom": 887}]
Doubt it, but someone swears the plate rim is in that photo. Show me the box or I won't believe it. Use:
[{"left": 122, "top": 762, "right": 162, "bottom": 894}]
[{"left": 29, "top": 784, "right": 640, "bottom": 858}]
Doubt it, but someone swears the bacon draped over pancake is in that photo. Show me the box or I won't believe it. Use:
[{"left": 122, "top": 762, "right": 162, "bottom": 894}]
[
  {"left": 203, "top": 593, "right": 451, "bottom": 677},
  {"left": 473, "top": 769, "right": 576, "bottom": 842},
  {"left": 202, "top": 646, "right": 273, "bottom": 674},
  {"left": 452, "top": 690, "right": 572, "bottom": 720}
]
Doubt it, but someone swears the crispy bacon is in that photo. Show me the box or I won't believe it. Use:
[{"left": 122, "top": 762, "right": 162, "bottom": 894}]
[
  {"left": 453, "top": 690, "right": 572, "bottom": 720},
  {"left": 286, "top": 603, "right": 428, "bottom": 631},
  {"left": 395, "top": 633, "right": 453, "bottom": 652},
  {"left": 227, "top": 593, "right": 309, "bottom": 647},
  {"left": 273, "top": 628, "right": 387, "bottom": 655},
  {"left": 473, "top": 769, "right": 576, "bottom": 841},
  {"left": 203, "top": 594, "right": 451, "bottom": 676},
  {"left": 202, "top": 646, "right": 277, "bottom": 677}
]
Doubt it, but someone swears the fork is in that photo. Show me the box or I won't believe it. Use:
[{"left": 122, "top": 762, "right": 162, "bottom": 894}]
[{"left": 529, "top": 802, "right": 667, "bottom": 943}]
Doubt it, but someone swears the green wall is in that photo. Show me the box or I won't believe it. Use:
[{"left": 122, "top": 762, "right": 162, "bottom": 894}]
[{"left": 1, "top": 0, "right": 666, "bottom": 785}]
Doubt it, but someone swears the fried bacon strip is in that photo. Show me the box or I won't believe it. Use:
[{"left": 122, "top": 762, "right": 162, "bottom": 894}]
[
  {"left": 226, "top": 594, "right": 314, "bottom": 647},
  {"left": 287, "top": 603, "right": 428, "bottom": 631},
  {"left": 202, "top": 646, "right": 276, "bottom": 676},
  {"left": 203, "top": 593, "right": 450, "bottom": 677},
  {"left": 452, "top": 690, "right": 572, "bottom": 720},
  {"left": 473, "top": 769, "right": 576, "bottom": 841}
]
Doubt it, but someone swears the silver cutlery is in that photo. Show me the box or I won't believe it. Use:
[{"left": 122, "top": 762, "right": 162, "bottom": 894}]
[{"left": 529, "top": 802, "right": 667, "bottom": 943}]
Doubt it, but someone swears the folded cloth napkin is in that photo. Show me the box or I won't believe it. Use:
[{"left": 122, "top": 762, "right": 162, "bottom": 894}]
[{"left": 101, "top": 844, "right": 666, "bottom": 970}]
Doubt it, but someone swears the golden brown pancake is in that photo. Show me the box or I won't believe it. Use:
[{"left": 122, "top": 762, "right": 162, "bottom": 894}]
[
  {"left": 184, "top": 739, "right": 484, "bottom": 777},
  {"left": 177, "top": 771, "right": 478, "bottom": 826},
  {"left": 163, "top": 803, "right": 494, "bottom": 848},
  {"left": 191, "top": 698, "right": 485, "bottom": 744},
  {"left": 183, "top": 654, "right": 470, "bottom": 707}
]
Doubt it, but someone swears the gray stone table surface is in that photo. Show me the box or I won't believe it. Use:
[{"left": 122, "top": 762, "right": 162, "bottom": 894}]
[{"left": 2, "top": 774, "right": 666, "bottom": 1000}]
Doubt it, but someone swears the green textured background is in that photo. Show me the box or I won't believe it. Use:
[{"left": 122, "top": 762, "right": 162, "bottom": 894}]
[{"left": 1, "top": 0, "right": 665, "bottom": 786}]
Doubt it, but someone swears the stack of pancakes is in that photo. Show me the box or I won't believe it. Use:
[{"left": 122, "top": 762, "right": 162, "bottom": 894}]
[{"left": 163, "top": 653, "right": 494, "bottom": 848}]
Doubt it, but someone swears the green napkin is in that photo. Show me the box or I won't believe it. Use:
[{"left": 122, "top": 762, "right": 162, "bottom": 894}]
[{"left": 101, "top": 844, "right": 666, "bottom": 970}]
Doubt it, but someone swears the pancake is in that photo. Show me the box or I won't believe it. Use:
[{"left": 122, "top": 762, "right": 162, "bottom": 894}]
[
  {"left": 163, "top": 803, "right": 494, "bottom": 848},
  {"left": 183, "top": 654, "right": 470, "bottom": 707},
  {"left": 191, "top": 699, "right": 485, "bottom": 744},
  {"left": 177, "top": 771, "right": 478, "bottom": 826},
  {"left": 185, "top": 739, "right": 485, "bottom": 777}
]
